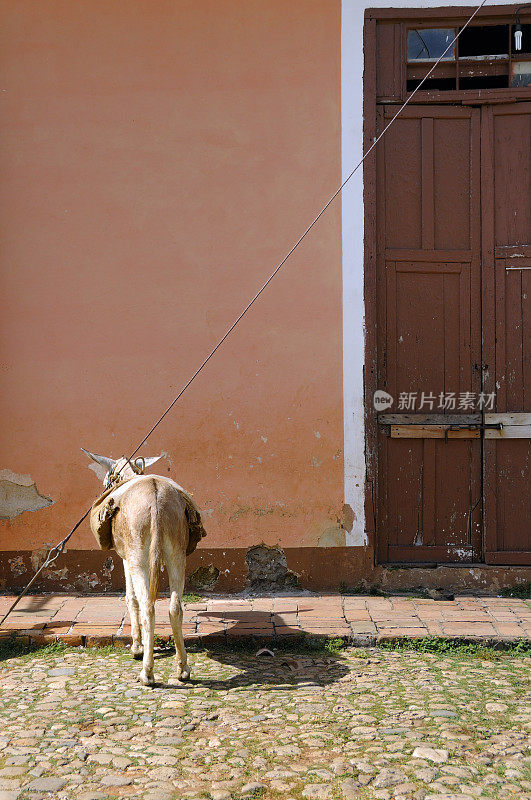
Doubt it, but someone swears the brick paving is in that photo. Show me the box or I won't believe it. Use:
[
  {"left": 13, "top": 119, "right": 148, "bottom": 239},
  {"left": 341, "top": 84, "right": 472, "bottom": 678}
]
[{"left": 0, "top": 593, "right": 529, "bottom": 647}]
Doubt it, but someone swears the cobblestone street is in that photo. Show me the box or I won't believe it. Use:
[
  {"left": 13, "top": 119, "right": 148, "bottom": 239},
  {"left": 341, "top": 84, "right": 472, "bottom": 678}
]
[{"left": 0, "top": 641, "right": 529, "bottom": 800}]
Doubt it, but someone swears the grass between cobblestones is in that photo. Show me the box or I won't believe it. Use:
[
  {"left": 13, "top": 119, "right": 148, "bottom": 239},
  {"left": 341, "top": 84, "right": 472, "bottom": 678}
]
[
  {"left": 0, "top": 636, "right": 529, "bottom": 800},
  {"left": 1, "top": 632, "right": 530, "bottom": 662}
]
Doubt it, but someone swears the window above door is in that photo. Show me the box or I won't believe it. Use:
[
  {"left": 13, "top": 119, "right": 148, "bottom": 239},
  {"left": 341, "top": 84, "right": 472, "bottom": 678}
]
[
  {"left": 369, "top": 7, "right": 531, "bottom": 103},
  {"left": 406, "top": 22, "right": 531, "bottom": 92}
]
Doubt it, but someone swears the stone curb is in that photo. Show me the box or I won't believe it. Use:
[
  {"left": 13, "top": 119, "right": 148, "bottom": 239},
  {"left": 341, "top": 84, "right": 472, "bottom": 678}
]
[{"left": 1, "top": 629, "right": 528, "bottom": 650}]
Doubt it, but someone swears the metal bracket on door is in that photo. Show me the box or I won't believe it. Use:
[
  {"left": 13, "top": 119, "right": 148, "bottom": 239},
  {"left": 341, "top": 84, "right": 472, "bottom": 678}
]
[
  {"left": 482, "top": 422, "right": 503, "bottom": 434},
  {"left": 483, "top": 414, "right": 531, "bottom": 438},
  {"left": 378, "top": 414, "right": 482, "bottom": 440},
  {"left": 379, "top": 414, "right": 530, "bottom": 439}
]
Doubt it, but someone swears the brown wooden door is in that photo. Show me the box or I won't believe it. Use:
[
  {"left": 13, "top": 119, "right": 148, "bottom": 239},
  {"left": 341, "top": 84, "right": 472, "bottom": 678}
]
[
  {"left": 482, "top": 103, "right": 531, "bottom": 564},
  {"left": 376, "top": 105, "right": 483, "bottom": 563},
  {"left": 376, "top": 102, "right": 531, "bottom": 565}
]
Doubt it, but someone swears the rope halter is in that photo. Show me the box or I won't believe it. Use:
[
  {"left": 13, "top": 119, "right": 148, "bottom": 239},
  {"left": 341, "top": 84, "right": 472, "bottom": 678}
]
[{"left": 105, "top": 456, "right": 146, "bottom": 489}]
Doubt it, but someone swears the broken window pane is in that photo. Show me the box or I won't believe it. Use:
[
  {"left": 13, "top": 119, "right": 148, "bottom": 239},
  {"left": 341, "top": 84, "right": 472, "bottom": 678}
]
[
  {"left": 460, "top": 75, "right": 508, "bottom": 89},
  {"left": 459, "top": 24, "right": 509, "bottom": 58},
  {"left": 407, "top": 29, "right": 455, "bottom": 62},
  {"left": 407, "top": 77, "right": 456, "bottom": 92},
  {"left": 511, "top": 61, "right": 531, "bottom": 87}
]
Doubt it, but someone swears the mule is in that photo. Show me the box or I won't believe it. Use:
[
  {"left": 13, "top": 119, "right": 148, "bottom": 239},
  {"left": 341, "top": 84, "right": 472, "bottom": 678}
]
[{"left": 82, "top": 449, "right": 206, "bottom": 686}]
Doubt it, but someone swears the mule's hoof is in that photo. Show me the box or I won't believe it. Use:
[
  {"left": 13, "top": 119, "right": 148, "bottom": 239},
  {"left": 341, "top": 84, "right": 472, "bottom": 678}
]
[
  {"left": 132, "top": 650, "right": 144, "bottom": 661},
  {"left": 139, "top": 670, "right": 155, "bottom": 687},
  {"left": 178, "top": 666, "right": 191, "bottom": 682}
]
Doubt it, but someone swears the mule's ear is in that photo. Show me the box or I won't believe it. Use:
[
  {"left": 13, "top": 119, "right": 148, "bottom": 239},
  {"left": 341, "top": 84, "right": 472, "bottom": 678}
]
[
  {"left": 142, "top": 456, "right": 162, "bottom": 470},
  {"left": 81, "top": 448, "right": 116, "bottom": 472}
]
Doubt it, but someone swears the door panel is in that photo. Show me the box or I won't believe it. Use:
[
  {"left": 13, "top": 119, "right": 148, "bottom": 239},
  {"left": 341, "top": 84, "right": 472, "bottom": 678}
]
[
  {"left": 433, "top": 117, "right": 473, "bottom": 250},
  {"left": 483, "top": 105, "right": 531, "bottom": 564},
  {"left": 385, "top": 438, "right": 481, "bottom": 562},
  {"left": 388, "top": 261, "right": 473, "bottom": 398},
  {"left": 376, "top": 106, "right": 482, "bottom": 563}
]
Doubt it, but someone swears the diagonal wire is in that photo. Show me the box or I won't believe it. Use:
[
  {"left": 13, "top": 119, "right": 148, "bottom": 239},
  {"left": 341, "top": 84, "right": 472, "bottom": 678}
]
[{"left": 0, "top": 0, "right": 488, "bottom": 628}]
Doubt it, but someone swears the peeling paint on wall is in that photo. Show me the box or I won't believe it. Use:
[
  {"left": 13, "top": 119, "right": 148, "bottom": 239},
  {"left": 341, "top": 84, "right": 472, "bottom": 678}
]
[
  {"left": 30, "top": 546, "right": 52, "bottom": 572},
  {"left": 246, "top": 544, "right": 299, "bottom": 590},
  {"left": 189, "top": 564, "right": 220, "bottom": 590},
  {"left": 0, "top": 470, "right": 53, "bottom": 520},
  {"left": 7, "top": 555, "right": 26, "bottom": 576},
  {"left": 75, "top": 572, "right": 103, "bottom": 591},
  {"left": 317, "top": 524, "right": 346, "bottom": 547},
  {"left": 43, "top": 565, "right": 69, "bottom": 582},
  {"left": 102, "top": 556, "right": 115, "bottom": 579},
  {"left": 341, "top": 503, "right": 355, "bottom": 532},
  {"left": 315, "top": 503, "right": 356, "bottom": 547}
]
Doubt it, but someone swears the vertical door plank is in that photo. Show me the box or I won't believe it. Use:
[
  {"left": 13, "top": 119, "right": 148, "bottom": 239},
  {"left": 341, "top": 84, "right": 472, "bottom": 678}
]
[
  {"left": 495, "top": 257, "right": 508, "bottom": 411},
  {"left": 363, "top": 16, "right": 379, "bottom": 552},
  {"left": 421, "top": 117, "right": 435, "bottom": 250},
  {"left": 376, "top": 105, "right": 389, "bottom": 564},
  {"left": 504, "top": 267, "right": 524, "bottom": 411},
  {"left": 524, "top": 269, "right": 531, "bottom": 408},
  {"left": 444, "top": 270, "right": 461, "bottom": 393},
  {"left": 481, "top": 104, "right": 498, "bottom": 559},
  {"left": 422, "top": 439, "right": 437, "bottom": 546},
  {"left": 386, "top": 264, "right": 398, "bottom": 401},
  {"left": 485, "top": 104, "right": 531, "bottom": 564}
]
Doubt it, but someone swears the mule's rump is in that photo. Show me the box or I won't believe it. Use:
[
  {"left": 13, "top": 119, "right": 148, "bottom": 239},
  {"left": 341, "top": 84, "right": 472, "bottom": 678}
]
[{"left": 89, "top": 475, "right": 206, "bottom": 555}]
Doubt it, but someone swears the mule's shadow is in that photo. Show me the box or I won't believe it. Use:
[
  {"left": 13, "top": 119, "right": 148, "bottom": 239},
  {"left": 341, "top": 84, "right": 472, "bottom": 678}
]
[
  {"left": 150, "top": 608, "right": 350, "bottom": 690},
  {"left": 153, "top": 651, "right": 350, "bottom": 691}
]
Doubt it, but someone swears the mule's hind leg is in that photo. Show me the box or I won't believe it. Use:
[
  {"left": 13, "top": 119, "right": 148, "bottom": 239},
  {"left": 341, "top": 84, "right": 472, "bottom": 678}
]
[
  {"left": 124, "top": 560, "right": 143, "bottom": 659},
  {"left": 166, "top": 554, "right": 189, "bottom": 681},
  {"left": 129, "top": 564, "right": 156, "bottom": 686}
]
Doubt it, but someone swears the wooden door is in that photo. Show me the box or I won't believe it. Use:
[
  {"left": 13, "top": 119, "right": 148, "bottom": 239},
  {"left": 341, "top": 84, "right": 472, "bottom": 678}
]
[
  {"left": 376, "top": 102, "right": 531, "bottom": 565},
  {"left": 376, "top": 105, "right": 483, "bottom": 563},
  {"left": 482, "top": 103, "right": 531, "bottom": 564}
]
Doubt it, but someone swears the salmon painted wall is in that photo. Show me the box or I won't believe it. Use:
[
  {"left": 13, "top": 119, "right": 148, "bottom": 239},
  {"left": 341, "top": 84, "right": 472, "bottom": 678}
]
[{"left": 0, "top": 1, "right": 344, "bottom": 571}]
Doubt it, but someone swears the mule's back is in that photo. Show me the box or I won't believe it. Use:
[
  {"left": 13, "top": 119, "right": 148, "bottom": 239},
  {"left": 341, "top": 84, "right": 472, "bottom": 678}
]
[{"left": 96, "top": 475, "right": 205, "bottom": 559}]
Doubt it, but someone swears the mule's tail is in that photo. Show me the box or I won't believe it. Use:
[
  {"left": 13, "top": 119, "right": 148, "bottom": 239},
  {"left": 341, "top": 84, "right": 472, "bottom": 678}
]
[{"left": 148, "top": 480, "right": 162, "bottom": 605}]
